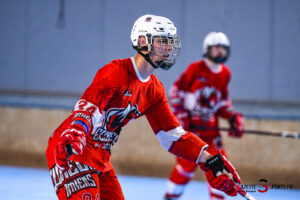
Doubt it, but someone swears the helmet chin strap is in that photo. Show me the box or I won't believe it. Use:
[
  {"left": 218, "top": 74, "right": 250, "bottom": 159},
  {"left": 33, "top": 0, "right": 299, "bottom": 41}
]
[
  {"left": 136, "top": 49, "right": 159, "bottom": 69},
  {"left": 133, "top": 45, "right": 172, "bottom": 70}
]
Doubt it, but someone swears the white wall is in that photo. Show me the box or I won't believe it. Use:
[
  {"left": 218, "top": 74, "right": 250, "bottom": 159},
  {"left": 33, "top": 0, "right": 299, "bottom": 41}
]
[{"left": 0, "top": 0, "right": 299, "bottom": 113}]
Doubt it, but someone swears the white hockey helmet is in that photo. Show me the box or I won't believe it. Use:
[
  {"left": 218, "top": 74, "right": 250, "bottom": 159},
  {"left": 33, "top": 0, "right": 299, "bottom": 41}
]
[
  {"left": 203, "top": 32, "right": 230, "bottom": 63},
  {"left": 131, "top": 14, "right": 181, "bottom": 70}
]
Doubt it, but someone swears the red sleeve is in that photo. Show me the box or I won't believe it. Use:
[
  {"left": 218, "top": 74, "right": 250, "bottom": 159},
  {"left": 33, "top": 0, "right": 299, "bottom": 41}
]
[
  {"left": 146, "top": 90, "right": 180, "bottom": 133},
  {"left": 146, "top": 88, "right": 208, "bottom": 163},
  {"left": 217, "top": 67, "right": 234, "bottom": 119},
  {"left": 221, "top": 67, "right": 231, "bottom": 100},
  {"left": 169, "top": 64, "right": 196, "bottom": 111}
]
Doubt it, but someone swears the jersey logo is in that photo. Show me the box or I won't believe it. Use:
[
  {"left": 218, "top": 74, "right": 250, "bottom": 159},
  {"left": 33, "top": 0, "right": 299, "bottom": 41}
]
[
  {"left": 193, "top": 86, "right": 221, "bottom": 122},
  {"left": 145, "top": 17, "right": 152, "bottom": 22},
  {"left": 92, "top": 102, "right": 140, "bottom": 150},
  {"left": 123, "top": 89, "right": 132, "bottom": 97},
  {"left": 197, "top": 76, "right": 207, "bottom": 82},
  {"left": 104, "top": 102, "right": 140, "bottom": 132}
]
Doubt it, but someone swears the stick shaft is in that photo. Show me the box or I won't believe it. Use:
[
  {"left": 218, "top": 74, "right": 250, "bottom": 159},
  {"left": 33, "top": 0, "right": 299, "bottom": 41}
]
[
  {"left": 190, "top": 125, "right": 300, "bottom": 139},
  {"left": 236, "top": 185, "right": 256, "bottom": 200}
]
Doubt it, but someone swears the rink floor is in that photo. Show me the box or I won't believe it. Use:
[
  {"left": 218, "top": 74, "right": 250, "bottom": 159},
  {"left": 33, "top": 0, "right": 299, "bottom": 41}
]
[{"left": 0, "top": 165, "right": 299, "bottom": 200}]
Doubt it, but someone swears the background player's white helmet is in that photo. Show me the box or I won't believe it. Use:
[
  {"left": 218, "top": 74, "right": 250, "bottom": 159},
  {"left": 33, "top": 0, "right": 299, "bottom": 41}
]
[
  {"left": 203, "top": 32, "right": 230, "bottom": 63},
  {"left": 131, "top": 14, "right": 181, "bottom": 70}
]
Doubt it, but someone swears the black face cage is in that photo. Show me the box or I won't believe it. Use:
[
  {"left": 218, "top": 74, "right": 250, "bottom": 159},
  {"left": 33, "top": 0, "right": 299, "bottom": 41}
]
[{"left": 204, "top": 45, "right": 230, "bottom": 64}]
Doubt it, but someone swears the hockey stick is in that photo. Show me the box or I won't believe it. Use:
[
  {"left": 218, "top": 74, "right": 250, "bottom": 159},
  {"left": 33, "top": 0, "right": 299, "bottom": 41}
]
[
  {"left": 66, "top": 144, "right": 75, "bottom": 156},
  {"left": 190, "top": 125, "right": 300, "bottom": 139},
  {"left": 66, "top": 135, "right": 256, "bottom": 199},
  {"left": 236, "top": 184, "right": 256, "bottom": 200}
]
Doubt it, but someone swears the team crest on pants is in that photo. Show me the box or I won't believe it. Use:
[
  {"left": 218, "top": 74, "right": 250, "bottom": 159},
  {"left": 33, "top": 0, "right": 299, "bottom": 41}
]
[
  {"left": 49, "top": 161, "right": 98, "bottom": 198},
  {"left": 92, "top": 102, "right": 140, "bottom": 150}
]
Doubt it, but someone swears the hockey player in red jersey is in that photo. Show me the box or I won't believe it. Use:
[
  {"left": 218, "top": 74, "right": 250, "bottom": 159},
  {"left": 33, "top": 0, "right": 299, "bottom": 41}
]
[
  {"left": 163, "top": 32, "right": 244, "bottom": 200},
  {"left": 46, "top": 15, "right": 242, "bottom": 200}
]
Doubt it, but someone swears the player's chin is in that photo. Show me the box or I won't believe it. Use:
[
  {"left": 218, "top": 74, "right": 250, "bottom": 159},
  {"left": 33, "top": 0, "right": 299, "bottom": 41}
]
[{"left": 159, "top": 55, "right": 170, "bottom": 60}]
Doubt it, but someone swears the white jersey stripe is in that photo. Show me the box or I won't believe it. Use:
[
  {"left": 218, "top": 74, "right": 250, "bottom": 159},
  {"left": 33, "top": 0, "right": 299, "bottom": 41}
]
[
  {"left": 196, "top": 145, "right": 209, "bottom": 164},
  {"left": 156, "top": 126, "right": 186, "bottom": 151}
]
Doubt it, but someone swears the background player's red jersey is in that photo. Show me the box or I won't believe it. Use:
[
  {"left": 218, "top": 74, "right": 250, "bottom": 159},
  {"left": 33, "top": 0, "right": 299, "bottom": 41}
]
[
  {"left": 169, "top": 60, "right": 234, "bottom": 138},
  {"left": 46, "top": 57, "right": 207, "bottom": 173},
  {"left": 164, "top": 59, "right": 239, "bottom": 200}
]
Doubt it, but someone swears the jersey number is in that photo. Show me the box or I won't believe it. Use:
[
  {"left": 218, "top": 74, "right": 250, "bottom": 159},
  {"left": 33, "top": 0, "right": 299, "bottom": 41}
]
[{"left": 76, "top": 99, "right": 97, "bottom": 115}]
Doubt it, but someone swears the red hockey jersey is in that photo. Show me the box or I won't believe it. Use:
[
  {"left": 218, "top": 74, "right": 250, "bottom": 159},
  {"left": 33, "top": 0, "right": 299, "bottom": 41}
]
[
  {"left": 169, "top": 60, "right": 234, "bottom": 138},
  {"left": 46, "top": 58, "right": 208, "bottom": 172}
]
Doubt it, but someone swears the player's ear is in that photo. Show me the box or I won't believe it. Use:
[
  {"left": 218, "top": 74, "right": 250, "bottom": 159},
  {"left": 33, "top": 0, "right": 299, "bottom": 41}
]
[{"left": 138, "top": 36, "right": 147, "bottom": 46}]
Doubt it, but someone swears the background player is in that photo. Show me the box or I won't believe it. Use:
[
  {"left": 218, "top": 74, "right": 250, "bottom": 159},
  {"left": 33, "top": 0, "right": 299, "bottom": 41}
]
[
  {"left": 164, "top": 32, "right": 244, "bottom": 200},
  {"left": 46, "top": 16, "right": 241, "bottom": 200}
]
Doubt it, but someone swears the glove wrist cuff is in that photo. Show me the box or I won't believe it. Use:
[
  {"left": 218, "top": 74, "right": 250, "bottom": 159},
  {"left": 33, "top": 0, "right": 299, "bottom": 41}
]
[{"left": 204, "top": 154, "right": 225, "bottom": 176}]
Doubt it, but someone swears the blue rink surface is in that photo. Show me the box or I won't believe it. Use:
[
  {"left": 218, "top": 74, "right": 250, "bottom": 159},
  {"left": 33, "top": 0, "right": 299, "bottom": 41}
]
[{"left": 0, "top": 166, "right": 299, "bottom": 200}]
